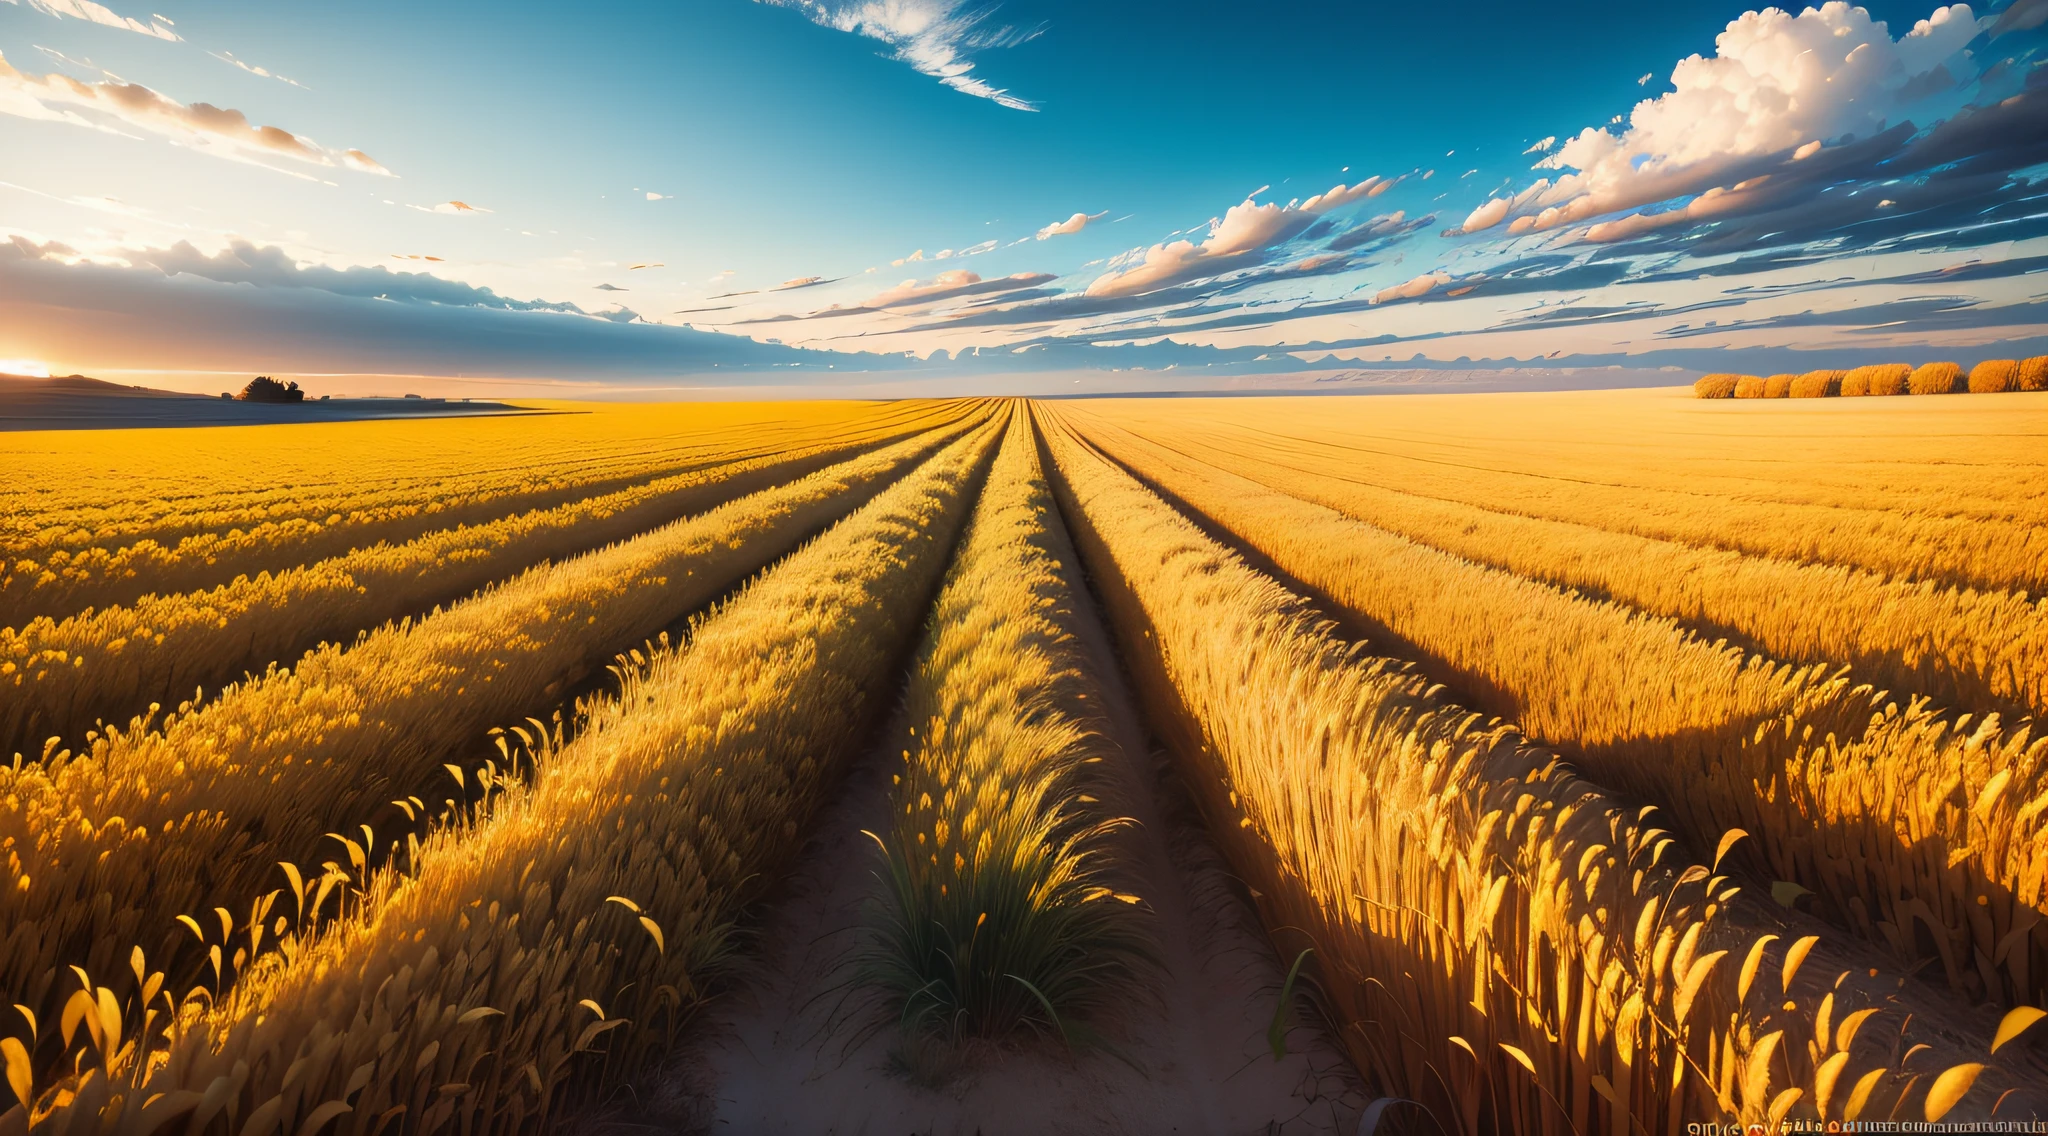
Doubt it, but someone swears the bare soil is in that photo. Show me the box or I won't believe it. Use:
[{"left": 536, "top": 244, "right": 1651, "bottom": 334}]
[{"left": 618, "top": 584, "right": 1364, "bottom": 1135}]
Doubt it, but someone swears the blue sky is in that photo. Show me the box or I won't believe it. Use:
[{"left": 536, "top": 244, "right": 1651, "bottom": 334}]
[{"left": 1, "top": 0, "right": 2044, "bottom": 394}]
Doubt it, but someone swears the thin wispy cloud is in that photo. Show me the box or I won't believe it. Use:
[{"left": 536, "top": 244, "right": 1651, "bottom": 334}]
[
  {"left": 0, "top": 50, "right": 389, "bottom": 176},
  {"left": 1, "top": 0, "right": 178, "bottom": 41},
  {"left": 755, "top": 0, "right": 1042, "bottom": 110},
  {"left": 209, "top": 51, "right": 307, "bottom": 89}
]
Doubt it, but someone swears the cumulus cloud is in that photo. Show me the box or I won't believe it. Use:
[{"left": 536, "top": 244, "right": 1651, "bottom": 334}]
[
  {"left": 774, "top": 275, "right": 834, "bottom": 290},
  {"left": 1086, "top": 180, "right": 1381, "bottom": 298},
  {"left": 1036, "top": 209, "right": 1108, "bottom": 239},
  {"left": 754, "top": 0, "right": 1041, "bottom": 110},
  {"left": 0, "top": 51, "right": 391, "bottom": 175},
  {"left": 1, "top": 0, "right": 177, "bottom": 40},
  {"left": 1464, "top": 2, "right": 1982, "bottom": 236},
  {"left": 1522, "top": 136, "right": 1555, "bottom": 154}
]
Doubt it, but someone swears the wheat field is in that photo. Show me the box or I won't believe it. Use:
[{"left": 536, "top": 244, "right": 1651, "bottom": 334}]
[{"left": 4, "top": 388, "right": 2044, "bottom": 1133}]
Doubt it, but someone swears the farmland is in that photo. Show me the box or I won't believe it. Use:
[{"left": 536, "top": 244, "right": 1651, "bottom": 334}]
[{"left": 3, "top": 387, "right": 2044, "bottom": 1133}]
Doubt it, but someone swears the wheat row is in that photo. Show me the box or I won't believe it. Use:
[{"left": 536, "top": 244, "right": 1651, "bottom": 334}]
[
  {"left": 1086, "top": 401, "right": 2048, "bottom": 595},
  {"left": 1, "top": 399, "right": 907, "bottom": 555},
  {"left": 1057, "top": 409, "right": 2048, "bottom": 1009},
  {"left": 1078, "top": 417, "right": 2047, "bottom": 724},
  {"left": 865, "top": 408, "right": 1146, "bottom": 1042},
  {"left": 0, "top": 403, "right": 973, "bottom": 760},
  {"left": 0, "top": 400, "right": 957, "bottom": 629},
  {"left": 1033, "top": 407, "right": 2028, "bottom": 1130},
  {"left": 4, "top": 419, "right": 999, "bottom": 1134},
  {"left": 1145, "top": 392, "right": 2048, "bottom": 529},
  {"left": 0, "top": 419, "right": 986, "bottom": 1083}
]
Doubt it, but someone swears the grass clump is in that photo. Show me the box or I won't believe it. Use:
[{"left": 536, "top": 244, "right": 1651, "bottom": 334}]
[
  {"left": 2021, "top": 356, "right": 2048, "bottom": 391},
  {"left": 865, "top": 409, "right": 1148, "bottom": 1051},
  {"left": 1763, "top": 372, "right": 1797, "bottom": 397}
]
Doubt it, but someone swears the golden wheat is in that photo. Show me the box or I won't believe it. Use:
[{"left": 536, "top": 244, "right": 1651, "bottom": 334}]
[
  {"left": 1791, "top": 370, "right": 1844, "bottom": 398},
  {"left": 1071, "top": 396, "right": 2048, "bottom": 594},
  {"left": 866, "top": 408, "right": 1145, "bottom": 1043},
  {"left": 1033, "top": 408, "right": 2017, "bottom": 1129},
  {"left": 1053, "top": 411, "right": 2048, "bottom": 1009},
  {"left": 1, "top": 400, "right": 907, "bottom": 553},
  {"left": 1694, "top": 374, "right": 1740, "bottom": 399},
  {"left": 0, "top": 405, "right": 972, "bottom": 758},
  {"left": 0, "top": 418, "right": 988, "bottom": 1081},
  {"left": 1971, "top": 360, "right": 2021, "bottom": 394},
  {"left": 0, "top": 400, "right": 953, "bottom": 628},
  {"left": 6, "top": 418, "right": 1000, "bottom": 1133},
  {"left": 1852, "top": 363, "right": 1912, "bottom": 396},
  {"left": 1911, "top": 362, "right": 1966, "bottom": 395},
  {"left": 1055, "top": 412, "right": 2047, "bottom": 722}
]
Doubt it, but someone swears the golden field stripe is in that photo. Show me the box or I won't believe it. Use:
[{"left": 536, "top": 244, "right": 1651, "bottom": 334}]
[
  {"left": 0, "top": 414, "right": 989, "bottom": 1080},
  {"left": 0, "top": 401, "right": 975, "bottom": 758},
  {"left": 1, "top": 400, "right": 912, "bottom": 551},
  {"left": 1073, "top": 396, "right": 2048, "bottom": 595},
  {"left": 1086, "top": 415, "right": 2047, "bottom": 723},
  {"left": 866, "top": 407, "right": 1145, "bottom": 1040},
  {"left": 0, "top": 400, "right": 951, "bottom": 628},
  {"left": 1058, "top": 408, "right": 2048, "bottom": 1010},
  {"left": 1034, "top": 407, "right": 2022, "bottom": 1131},
  {"left": 15, "top": 417, "right": 1000, "bottom": 1134}
]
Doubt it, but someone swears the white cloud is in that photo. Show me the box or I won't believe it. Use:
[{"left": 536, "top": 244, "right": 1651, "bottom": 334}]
[
  {"left": 1467, "top": 2, "right": 1983, "bottom": 235},
  {"left": 209, "top": 51, "right": 307, "bottom": 89},
  {"left": 1, "top": 0, "right": 178, "bottom": 40},
  {"left": 1372, "top": 270, "right": 1450, "bottom": 304},
  {"left": 1522, "top": 136, "right": 1555, "bottom": 155},
  {"left": 645, "top": 191, "right": 671, "bottom": 200},
  {"left": 409, "top": 200, "right": 487, "bottom": 215},
  {"left": 1036, "top": 209, "right": 1108, "bottom": 239},
  {"left": 0, "top": 51, "right": 391, "bottom": 175},
  {"left": 755, "top": 0, "right": 1041, "bottom": 110},
  {"left": 863, "top": 268, "right": 1051, "bottom": 308},
  {"left": 1637, "top": 72, "right": 1653, "bottom": 85},
  {"left": 870, "top": 267, "right": 981, "bottom": 305},
  {"left": 1086, "top": 180, "right": 1379, "bottom": 298}
]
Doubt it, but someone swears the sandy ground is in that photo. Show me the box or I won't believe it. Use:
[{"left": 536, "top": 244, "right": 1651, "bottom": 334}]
[{"left": 618, "top": 586, "right": 1364, "bottom": 1135}]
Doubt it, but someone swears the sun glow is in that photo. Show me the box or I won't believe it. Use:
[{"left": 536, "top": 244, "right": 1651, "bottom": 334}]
[{"left": 0, "top": 358, "right": 51, "bottom": 378}]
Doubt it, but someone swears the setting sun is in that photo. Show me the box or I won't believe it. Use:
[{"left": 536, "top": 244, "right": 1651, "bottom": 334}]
[{"left": 0, "top": 358, "right": 49, "bottom": 378}]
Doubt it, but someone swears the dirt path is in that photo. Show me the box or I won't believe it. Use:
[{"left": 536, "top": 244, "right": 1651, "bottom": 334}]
[{"left": 635, "top": 579, "right": 1363, "bottom": 1135}]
